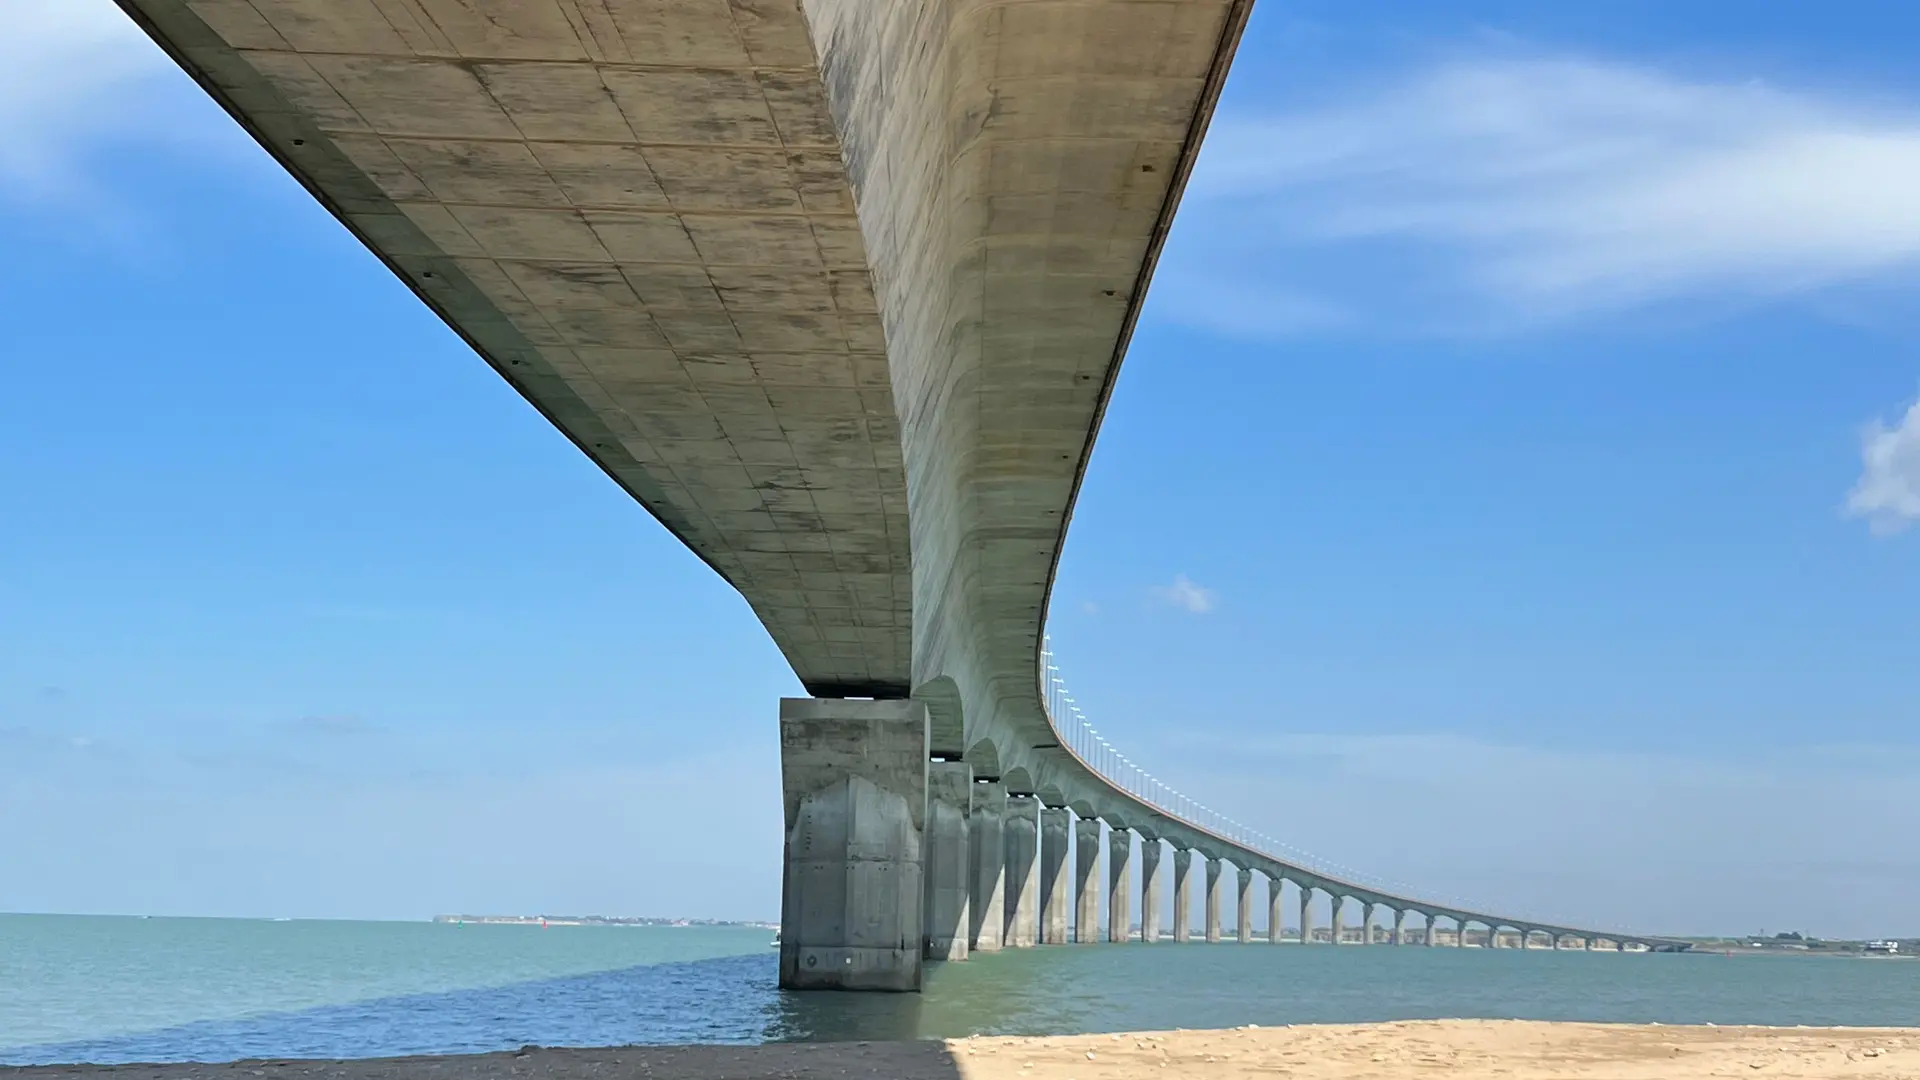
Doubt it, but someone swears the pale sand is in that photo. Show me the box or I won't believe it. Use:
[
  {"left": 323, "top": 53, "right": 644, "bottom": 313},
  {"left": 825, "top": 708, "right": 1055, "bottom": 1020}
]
[{"left": 12, "top": 1021, "right": 1920, "bottom": 1080}]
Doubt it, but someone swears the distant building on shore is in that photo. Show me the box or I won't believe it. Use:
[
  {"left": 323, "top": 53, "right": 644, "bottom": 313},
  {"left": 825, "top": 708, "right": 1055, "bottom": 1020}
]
[{"left": 432, "top": 914, "right": 776, "bottom": 929}]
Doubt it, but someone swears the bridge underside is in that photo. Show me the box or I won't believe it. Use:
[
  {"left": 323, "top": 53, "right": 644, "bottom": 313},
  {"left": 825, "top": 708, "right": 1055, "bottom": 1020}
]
[
  {"left": 124, "top": 0, "right": 916, "bottom": 698},
  {"left": 112, "top": 0, "right": 1664, "bottom": 988}
]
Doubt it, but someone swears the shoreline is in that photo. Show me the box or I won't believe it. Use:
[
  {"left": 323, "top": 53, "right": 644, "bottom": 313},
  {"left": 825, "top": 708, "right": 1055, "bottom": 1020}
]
[{"left": 10, "top": 1020, "right": 1920, "bottom": 1079}]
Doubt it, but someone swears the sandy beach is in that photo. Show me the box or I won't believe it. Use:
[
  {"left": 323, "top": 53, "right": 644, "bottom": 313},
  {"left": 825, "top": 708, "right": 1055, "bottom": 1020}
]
[{"left": 12, "top": 1021, "right": 1920, "bottom": 1080}]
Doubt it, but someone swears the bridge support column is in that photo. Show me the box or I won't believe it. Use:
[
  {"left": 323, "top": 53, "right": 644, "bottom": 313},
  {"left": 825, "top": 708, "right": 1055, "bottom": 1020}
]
[
  {"left": 1392, "top": 907, "right": 1406, "bottom": 946},
  {"left": 1423, "top": 915, "right": 1437, "bottom": 947},
  {"left": 1329, "top": 894, "right": 1345, "bottom": 944},
  {"left": 1172, "top": 850, "right": 1194, "bottom": 942},
  {"left": 1583, "top": 937, "right": 1594, "bottom": 951},
  {"left": 1039, "top": 807, "right": 1071, "bottom": 945},
  {"left": 1139, "top": 838, "right": 1163, "bottom": 942},
  {"left": 1267, "top": 875, "right": 1285, "bottom": 944},
  {"left": 1004, "top": 796, "right": 1040, "bottom": 948},
  {"left": 1204, "top": 858, "right": 1223, "bottom": 943},
  {"left": 1236, "top": 867, "right": 1255, "bottom": 943},
  {"left": 1454, "top": 917, "right": 1466, "bottom": 947},
  {"left": 923, "top": 761, "right": 971, "bottom": 961},
  {"left": 968, "top": 781, "right": 1006, "bottom": 953},
  {"left": 1361, "top": 902, "right": 1376, "bottom": 945},
  {"left": 1108, "top": 827, "right": 1133, "bottom": 942},
  {"left": 1489, "top": 924, "right": 1502, "bottom": 949},
  {"left": 1074, "top": 816, "right": 1102, "bottom": 943},
  {"left": 1299, "top": 885, "right": 1313, "bottom": 943},
  {"left": 777, "top": 697, "right": 927, "bottom": 992}
]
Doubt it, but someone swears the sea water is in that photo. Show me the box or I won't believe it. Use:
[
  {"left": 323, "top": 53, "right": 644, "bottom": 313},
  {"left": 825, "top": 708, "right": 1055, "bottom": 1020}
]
[{"left": 3, "top": 914, "right": 1918, "bottom": 1065}]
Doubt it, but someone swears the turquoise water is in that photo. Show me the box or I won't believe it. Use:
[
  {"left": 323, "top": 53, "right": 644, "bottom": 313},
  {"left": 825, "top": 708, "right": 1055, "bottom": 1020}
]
[{"left": 4, "top": 915, "right": 1920, "bottom": 1065}]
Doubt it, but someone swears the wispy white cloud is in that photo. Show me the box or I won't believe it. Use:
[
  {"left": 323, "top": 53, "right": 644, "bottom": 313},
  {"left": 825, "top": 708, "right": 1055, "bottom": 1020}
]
[
  {"left": 1152, "top": 573, "right": 1216, "bottom": 614},
  {"left": 281, "top": 714, "right": 381, "bottom": 738},
  {"left": 0, "top": 0, "right": 171, "bottom": 201},
  {"left": 1848, "top": 396, "right": 1920, "bottom": 534},
  {"left": 1168, "top": 55, "right": 1920, "bottom": 336}
]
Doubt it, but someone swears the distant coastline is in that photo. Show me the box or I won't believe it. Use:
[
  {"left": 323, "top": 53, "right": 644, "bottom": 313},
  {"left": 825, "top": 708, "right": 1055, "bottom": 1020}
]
[{"left": 431, "top": 914, "right": 775, "bottom": 929}]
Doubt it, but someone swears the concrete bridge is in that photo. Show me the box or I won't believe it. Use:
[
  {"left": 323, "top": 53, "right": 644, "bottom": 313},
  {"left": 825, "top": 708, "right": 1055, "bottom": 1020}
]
[{"left": 118, "top": 0, "right": 1683, "bottom": 989}]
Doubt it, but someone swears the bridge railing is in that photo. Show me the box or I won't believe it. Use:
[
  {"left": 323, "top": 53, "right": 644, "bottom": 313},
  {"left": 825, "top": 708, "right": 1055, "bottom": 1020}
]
[{"left": 1038, "top": 636, "right": 1630, "bottom": 935}]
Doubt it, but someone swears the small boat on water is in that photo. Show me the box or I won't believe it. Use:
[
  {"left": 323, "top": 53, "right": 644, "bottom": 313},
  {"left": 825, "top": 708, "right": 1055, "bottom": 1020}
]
[{"left": 770, "top": 929, "right": 781, "bottom": 948}]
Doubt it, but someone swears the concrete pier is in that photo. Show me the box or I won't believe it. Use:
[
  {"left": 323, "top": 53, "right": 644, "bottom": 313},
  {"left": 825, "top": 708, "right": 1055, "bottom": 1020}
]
[
  {"left": 1267, "top": 875, "right": 1285, "bottom": 944},
  {"left": 1172, "top": 850, "right": 1194, "bottom": 943},
  {"left": 1108, "top": 827, "right": 1133, "bottom": 943},
  {"left": 1299, "top": 885, "right": 1314, "bottom": 944},
  {"left": 968, "top": 781, "right": 1007, "bottom": 953},
  {"left": 1361, "top": 901, "right": 1376, "bottom": 945},
  {"left": 1204, "top": 858, "right": 1223, "bottom": 943},
  {"left": 1424, "top": 916, "right": 1438, "bottom": 947},
  {"left": 1455, "top": 917, "right": 1467, "bottom": 947},
  {"left": 1392, "top": 908, "right": 1405, "bottom": 946},
  {"left": 1330, "top": 894, "right": 1345, "bottom": 945},
  {"left": 1039, "top": 808, "right": 1071, "bottom": 946},
  {"left": 1236, "top": 867, "right": 1254, "bottom": 943},
  {"left": 1003, "top": 796, "right": 1040, "bottom": 948},
  {"left": 923, "top": 761, "right": 972, "bottom": 961},
  {"left": 1139, "top": 838, "right": 1164, "bottom": 943},
  {"left": 777, "top": 698, "right": 928, "bottom": 992},
  {"left": 1074, "top": 817, "right": 1102, "bottom": 944}
]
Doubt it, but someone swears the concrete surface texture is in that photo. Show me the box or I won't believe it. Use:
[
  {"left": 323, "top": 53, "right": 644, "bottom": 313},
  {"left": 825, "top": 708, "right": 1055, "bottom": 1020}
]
[
  {"left": 1001, "top": 797, "right": 1039, "bottom": 948},
  {"left": 1037, "top": 807, "right": 1070, "bottom": 946},
  {"left": 116, "top": 0, "right": 1667, "bottom": 954},
  {"left": 923, "top": 761, "right": 972, "bottom": 961},
  {"left": 966, "top": 780, "right": 1006, "bottom": 955},
  {"left": 1138, "top": 838, "right": 1163, "bottom": 943},
  {"left": 1073, "top": 816, "right": 1101, "bottom": 945},
  {"left": 776, "top": 697, "right": 927, "bottom": 991},
  {"left": 1105, "top": 827, "right": 1133, "bottom": 944}
]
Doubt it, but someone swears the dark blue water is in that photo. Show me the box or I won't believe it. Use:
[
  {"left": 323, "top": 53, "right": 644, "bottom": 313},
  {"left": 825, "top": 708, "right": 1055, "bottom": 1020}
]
[{"left": 6, "top": 917, "right": 1920, "bottom": 1066}]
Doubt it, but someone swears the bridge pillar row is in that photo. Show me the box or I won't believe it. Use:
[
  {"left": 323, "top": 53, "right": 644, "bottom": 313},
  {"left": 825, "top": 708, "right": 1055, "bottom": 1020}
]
[
  {"left": 1236, "top": 867, "right": 1255, "bottom": 943},
  {"left": 1204, "top": 857, "right": 1224, "bottom": 943},
  {"left": 968, "top": 780, "right": 1007, "bottom": 953},
  {"left": 1329, "top": 893, "right": 1345, "bottom": 945},
  {"left": 1139, "top": 837, "right": 1164, "bottom": 942},
  {"left": 1108, "top": 825, "right": 1134, "bottom": 943},
  {"left": 1074, "top": 816, "right": 1102, "bottom": 943},
  {"left": 1004, "top": 795, "right": 1040, "bottom": 948},
  {"left": 1039, "top": 807, "right": 1072, "bottom": 945},
  {"left": 1267, "top": 875, "right": 1285, "bottom": 944},
  {"left": 1172, "top": 849, "right": 1194, "bottom": 943},
  {"left": 923, "top": 760, "right": 972, "bottom": 961},
  {"left": 777, "top": 697, "right": 928, "bottom": 992},
  {"left": 1392, "top": 906, "right": 1406, "bottom": 946},
  {"left": 1298, "top": 883, "right": 1314, "bottom": 944}
]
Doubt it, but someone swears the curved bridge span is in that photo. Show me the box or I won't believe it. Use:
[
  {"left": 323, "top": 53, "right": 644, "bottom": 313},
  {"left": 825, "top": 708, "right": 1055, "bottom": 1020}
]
[
  {"left": 118, "top": 0, "right": 1679, "bottom": 989},
  {"left": 1033, "top": 641, "right": 1686, "bottom": 956}
]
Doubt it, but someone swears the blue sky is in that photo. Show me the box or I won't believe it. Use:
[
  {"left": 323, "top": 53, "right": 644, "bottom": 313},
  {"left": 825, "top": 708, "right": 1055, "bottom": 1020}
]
[{"left": 3, "top": 1, "right": 1919, "bottom": 938}]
